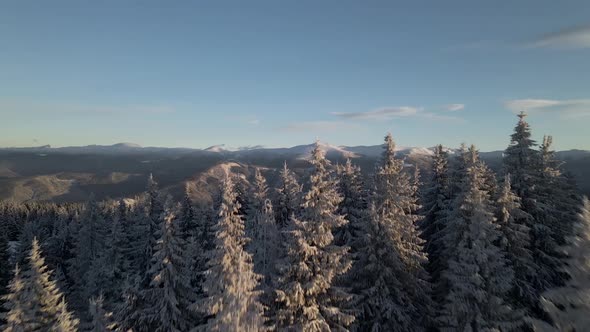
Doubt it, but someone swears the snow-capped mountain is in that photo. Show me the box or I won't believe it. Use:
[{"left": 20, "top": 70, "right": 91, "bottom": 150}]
[{"left": 2, "top": 142, "right": 588, "bottom": 162}]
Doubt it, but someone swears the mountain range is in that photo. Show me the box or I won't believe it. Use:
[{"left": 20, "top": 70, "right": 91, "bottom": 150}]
[{"left": 1, "top": 142, "right": 589, "bottom": 203}]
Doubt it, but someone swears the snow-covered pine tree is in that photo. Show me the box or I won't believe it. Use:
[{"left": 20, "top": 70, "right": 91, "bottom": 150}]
[
  {"left": 124, "top": 196, "right": 151, "bottom": 282},
  {"left": 447, "top": 143, "right": 469, "bottom": 200},
  {"left": 246, "top": 169, "right": 279, "bottom": 290},
  {"left": 420, "top": 144, "right": 451, "bottom": 288},
  {"left": 275, "top": 143, "right": 354, "bottom": 331},
  {"left": 177, "top": 183, "right": 210, "bottom": 325},
  {"left": 0, "top": 232, "right": 10, "bottom": 323},
  {"left": 438, "top": 148, "right": 520, "bottom": 331},
  {"left": 179, "top": 182, "right": 198, "bottom": 240},
  {"left": 1, "top": 265, "right": 29, "bottom": 332},
  {"left": 68, "top": 194, "right": 109, "bottom": 313},
  {"left": 131, "top": 207, "right": 196, "bottom": 332},
  {"left": 246, "top": 168, "right": 269, "bottom": 241},
  {"left": 373, "top": 133, "right": 428, "bottom": 276},
  {"left": 335, "top": 158, "right": 367, "bottom": 251},
  {"left": 14, "top": 219, "right": 41, "bottom": 266},
  {"left": 504, "top": 112, "right": 539, "bottom": 199},
  {"left": 274, "top": 162, "right": 302, "bottom": 229},
  {"left": 538, "top": 135, "right": 580, "bottom": 244},
  {"left": 534, "top": 197, "right": 590, "bottom": 331},
  {"left": 42, "top": 212, "right": 76, "bottom": 286},
  {"left": 2, "top": 238, "right": 78, "bottom": 331},
  {"left": 195, "top": 175, "right": 266, "bottom": 331},
  {"left": 93, "top": 206, "right": 128, "bottom": 307},
  {"left": 111, "top": 198, "right": 133, "bottom": 278},
  {"left": 144, "top": 174, "right": 165, "bottom": 279},
  {"left": 504, "top": 113, "right": 571, "bottom": 313},
  {"left": 495, "top": 175, "right": 537, "bottom": 319},
  {"left": 350, "top": 203, "right": 428, "bottom": 331}
]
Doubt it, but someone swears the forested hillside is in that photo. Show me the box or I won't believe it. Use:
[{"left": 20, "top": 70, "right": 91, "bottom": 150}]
[{"left": 1, "top": 113, "right": 588, "bottom": 331}]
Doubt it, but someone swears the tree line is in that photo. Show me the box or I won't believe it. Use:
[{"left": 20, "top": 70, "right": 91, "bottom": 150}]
[{"left": 0, "top": 112, "right": 589, "bottom": 331}]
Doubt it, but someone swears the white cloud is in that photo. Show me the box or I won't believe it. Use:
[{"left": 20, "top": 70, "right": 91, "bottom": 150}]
[
  {"left": 331, "top": 107, "right": 420, "bottom": 120},
  {"left": 504, "top": 98, "right": 590, "bottom": 117},
  {"left": 528, "top": 25, "right": 590, "bottom": 49},
  {"left": 331, "top": 106, "right": 464, "bottom": 123},
  {"left": 247, "top": 119, "right": 260, "bottom": 125},
  {"left": 444, "top": 103, "right": 465, "bottom": 112}
]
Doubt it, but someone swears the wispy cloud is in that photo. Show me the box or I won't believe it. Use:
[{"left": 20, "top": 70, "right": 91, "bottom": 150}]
[
  {"left": 527, "top": 24, "right": 590, "bottom": 49},
  {"left": 504, "top": 98, "right": 590, "bottom": 118},
  {"left": 247, "top": 119, "right": 261, "bottom": 125},
  {"left": 332, "top": 106, "right": 464, "bottom": 123},
  {"left": 444, "top": 103, "right": 465, "bottom": 112},
  {"left": 331, "top": 107, "right": 419, "bottom": 120}
]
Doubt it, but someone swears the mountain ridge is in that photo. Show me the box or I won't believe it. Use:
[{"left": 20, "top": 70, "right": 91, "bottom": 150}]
[{"left": 3, "top": 142, "right": 589, "bottom": 159}]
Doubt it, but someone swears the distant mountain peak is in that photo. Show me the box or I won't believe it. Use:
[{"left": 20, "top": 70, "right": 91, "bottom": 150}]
[
  {"left": 112, "top": 142, "right": 142, "bottom": 148},
  {"left": 204, "top": 144, "right": 228, "bottom": 153}
]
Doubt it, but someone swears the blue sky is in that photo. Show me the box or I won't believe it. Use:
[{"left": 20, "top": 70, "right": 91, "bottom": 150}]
[{"left": 1, "top": 0, "right": 589, "bottom": 151}]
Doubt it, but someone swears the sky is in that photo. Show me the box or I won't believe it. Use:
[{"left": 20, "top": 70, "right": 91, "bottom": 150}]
[{"left": 1, "top": 0, "right": 590, "bottom": 151}]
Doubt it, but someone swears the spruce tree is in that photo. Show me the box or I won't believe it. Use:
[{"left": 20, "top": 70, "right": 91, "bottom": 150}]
[
  {"left": 195, "top": 175, "right": 266, "bottom": 331},
  {"left": 448, "top": 143, "right": 470, "bottom": 200},
  {"left": 368, "top": 133, "right": 433, "bottom": 328},
  {"left": 420, "top": 144, "right": 451, "bottom": 288},
  {"left": 504, "top": 112, "right": 539, "bottom": 199},
  {"left": 246, "top": 168, "right": 270, "bottom": 242},
  {"left": 274, "top": 162, "right": 302, "bottom": 229},
  {"left": 438, "top": 149, "right": 519, "bottom": 331},
  {"left": 246, "top": 169, "right": 279, "bottom": 290},
  {"left": 42, "top": 213, "right": 76, "bottom": 287},
  {"left": 538, "top": 135, "right": 579, "bottom": 244},
  {"left": 177, "top": 184, "right": 209, "bottom": 325},
  {"left": 125, "top": 197, "right": 151, "bottom": 282},
  {"left": 335, "top": 158, "right": 367, "bottom": 251},
  {"left": 144, "top": 174, "right": 165, "bottom": 281},
  {"left": 504, "top": 113, "right": 571, "bottom": 314},
  {"left": 132, "top": 209, "right": 196, "bottom": 332},
  {"left": 351, "top": 204, "right": 428, "bottom": 331},
  {"left": 68, "top": 195, "right": 109, "bottom": 312},
  {"left": 179, "top": 183, "right": 197, "bottom": 240},
  {"left": 534, "top": 197, "right": 590, "bottom": 331},
  {"left": 0, "top": 233, "right": 11, "bottom": 324},
  {"left": 495, "top": 175, "right": 537, "bottom": 318},
  {"left": 2, "top": 238, "right": 78, "bottom": 331},
  {"left": 94, "top": 210, "right": 127, "bottom": 306},
  {"left": 275, "top": 143, "right": 354, "bottom": 331},
  {"left": 373, "top": 133, "right": 427, "bottom": 276},
  {"left": 2, "top": 265, "right": 29, "bottom": 331}
]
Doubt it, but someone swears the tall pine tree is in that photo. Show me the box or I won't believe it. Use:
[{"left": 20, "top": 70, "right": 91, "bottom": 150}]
[
  {"left": 195, "top": 175, "right": 266, "bottom": 331},
  {"left": 2, "top": 238, "right": 78, "bottom": 331},
  {"left": 438, "top": 148, "right": 520, "bottom": 331},
  {"left": 275, "top": 143, "right": 354, "bottom": 331},
  {"left": 130, "top": 208, "right": 196, "bottom": 332},
  {"left": 420, "top": 144, "right": 451, "bottom": 289},
  {"left": 534, "top": 197, "right": 590, "bottom": 331},
  {"left": 274, "top": 162, "right": 302, "bottom": 229},
  {"left": 495, "top": 175, "right": 537, "bottom": 319}
]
